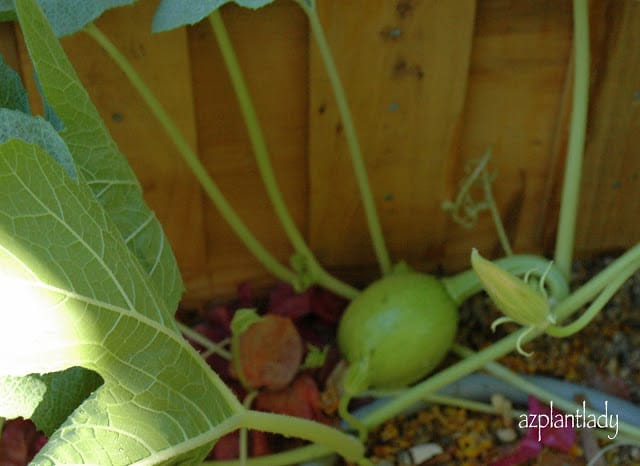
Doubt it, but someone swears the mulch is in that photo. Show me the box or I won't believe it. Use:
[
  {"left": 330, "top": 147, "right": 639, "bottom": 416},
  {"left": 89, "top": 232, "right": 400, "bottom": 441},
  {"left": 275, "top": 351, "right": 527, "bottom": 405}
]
[
  {"left": 2, "top": 256, "right": 639, "bottom": 466},
  {"left": 357, "top": 254, "right": 640, "bottom": 465}
]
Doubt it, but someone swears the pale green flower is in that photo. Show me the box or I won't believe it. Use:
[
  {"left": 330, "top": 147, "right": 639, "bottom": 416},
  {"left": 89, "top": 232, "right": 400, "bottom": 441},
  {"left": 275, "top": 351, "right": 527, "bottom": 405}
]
[{"left": 471, "top": 249, "right": 555, "bottom": 355}]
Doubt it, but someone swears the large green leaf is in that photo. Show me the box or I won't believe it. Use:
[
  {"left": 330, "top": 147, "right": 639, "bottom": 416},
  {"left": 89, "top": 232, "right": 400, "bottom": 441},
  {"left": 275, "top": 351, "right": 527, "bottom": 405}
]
[
  {"left": 16, "top": 0, "right": 183, "bottom": 314},
  {"left": 1, "top": 0, "right": 184, "bottom": 435},
  {"left": 0, "top": 0, "right": 135, "bottom": 36},
  {"left": 0, "top": 138, "right": 244, "bottom": 464},
  {"left": 0, "top": 101, "right": 100, "bottom": 434},
  {"left": 152, "top": 0, "right": 277, "bottom": 32}
]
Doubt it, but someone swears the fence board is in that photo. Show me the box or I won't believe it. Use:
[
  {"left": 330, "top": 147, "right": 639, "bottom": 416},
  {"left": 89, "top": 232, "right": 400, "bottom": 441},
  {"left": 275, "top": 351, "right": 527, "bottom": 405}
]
[
  {"left": 573, "top": 0, "right": 640, "bottom": 256},
  {"left": 186, "top": 2, "right": 309, "bottom": 302},
  {"left": 308, "top": 0, "right": 477, "bottom": 275},
  {"left": 444, "top": 0, "right": 574, "bottom": 269},
  {"left": 1, "top": 0, "right": 638, "bottom": 304}
]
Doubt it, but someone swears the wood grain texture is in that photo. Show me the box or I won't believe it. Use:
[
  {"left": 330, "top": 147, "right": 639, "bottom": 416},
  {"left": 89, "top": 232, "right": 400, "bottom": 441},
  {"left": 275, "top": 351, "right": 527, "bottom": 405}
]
[
  {"left": 445, "top": 0, "right": 574, "bottom": 269},
  {"left": 573, "top": 0, "right": 640, "bottom": 256},
  {"left": 3, "top": 0, "right": 639, "bottom": 304},
  {"left": 186, "top": 2, "right": 309, "bottom": 302},
  {"left": 308, "top": 0, "right": 477, "bottom": 273}
]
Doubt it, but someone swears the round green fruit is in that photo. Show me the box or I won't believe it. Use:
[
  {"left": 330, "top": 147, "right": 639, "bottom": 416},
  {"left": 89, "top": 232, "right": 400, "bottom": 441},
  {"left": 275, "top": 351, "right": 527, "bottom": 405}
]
[{"left": 338, "top": 272, "right": 458, "bottom": 389}]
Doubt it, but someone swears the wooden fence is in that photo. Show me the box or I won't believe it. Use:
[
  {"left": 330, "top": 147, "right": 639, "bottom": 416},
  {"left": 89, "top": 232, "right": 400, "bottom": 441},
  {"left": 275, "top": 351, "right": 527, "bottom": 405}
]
[{"left": 1, "top": 0, "right": 639, "bottom": 305}]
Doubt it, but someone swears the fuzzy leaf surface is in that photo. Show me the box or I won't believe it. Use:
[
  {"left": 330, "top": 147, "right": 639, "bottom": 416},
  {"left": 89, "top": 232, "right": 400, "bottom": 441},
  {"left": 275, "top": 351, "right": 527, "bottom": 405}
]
[
  {"left": 0, "top": 55, "right": 30, "bottom": 112},
  {"left": 0, "top": 0, "right": 135, "bottom": 36},
  {"left": 0, "top": 138, "right": 243, "bottom": 464},
  {"left": 0, "top": 109, "right": 76, "bottom": 179},
  {"left": 152, "top": 0, "right": 277, "bottom": 32},
  {"left": 0, "top": 375, "right": 46, "bottom": 420}
]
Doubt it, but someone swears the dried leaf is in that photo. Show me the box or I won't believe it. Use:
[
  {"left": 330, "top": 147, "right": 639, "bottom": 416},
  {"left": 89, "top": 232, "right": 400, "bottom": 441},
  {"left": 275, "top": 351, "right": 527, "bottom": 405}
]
[{"left": 238, "top": 315, "right": 303, "bottom": 390}]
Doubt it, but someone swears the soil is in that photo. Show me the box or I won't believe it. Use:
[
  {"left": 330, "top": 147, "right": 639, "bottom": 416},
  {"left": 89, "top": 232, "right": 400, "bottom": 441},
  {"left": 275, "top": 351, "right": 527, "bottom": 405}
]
[{"left": 356, "top": 255, "right": 640, "bottom": 465}]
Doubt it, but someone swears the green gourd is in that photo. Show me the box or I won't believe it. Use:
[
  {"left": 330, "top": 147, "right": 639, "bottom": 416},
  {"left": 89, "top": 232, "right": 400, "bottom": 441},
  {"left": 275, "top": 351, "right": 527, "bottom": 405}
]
[{"left": 338, "top": 272, "right": 458, "bottom": 389}]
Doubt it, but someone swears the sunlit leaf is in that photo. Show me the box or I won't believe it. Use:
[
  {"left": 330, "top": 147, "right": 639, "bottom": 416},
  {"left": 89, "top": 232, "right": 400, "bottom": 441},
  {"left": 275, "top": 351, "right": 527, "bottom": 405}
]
[
  {"left": 17, "top": 0, "right": 184, "bottom": 314},
  {"left": 0, "top": 138, "right": 244, "bottom": 464}
]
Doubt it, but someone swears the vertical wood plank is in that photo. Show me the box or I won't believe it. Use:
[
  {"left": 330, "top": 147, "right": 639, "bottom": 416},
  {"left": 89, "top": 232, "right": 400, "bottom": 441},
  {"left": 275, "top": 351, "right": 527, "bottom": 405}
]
[
  {"left": 309, "top": 0, "right": 477, "bottom": 273},
  {"left": 187, "top": 2, "right": 309, "bottom": 301},
  {"left": 573, "top": 0, "right": 640, "bottom": 256},
  {"left": 4, "top": 0, "right": 639, "bottom": 303},
  {"left": 443, "top": 0, "right": 574, "bottom": 268}
]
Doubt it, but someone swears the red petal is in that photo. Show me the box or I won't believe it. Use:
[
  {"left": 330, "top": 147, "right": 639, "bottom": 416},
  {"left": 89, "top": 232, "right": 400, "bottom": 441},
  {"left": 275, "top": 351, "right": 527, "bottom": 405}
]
[
  {"left": 250, "top": 430, "right": 270, "bottom": 457},
  {"left": 526, "top": 396, "right": 576, "bottom": 452},
  {"left": 255, "top": 374, "right": 329, "bottom": 423},
  {"left": 236, "top": 282, "right": 254, "bottom": 308},
  {"left": 203, "top": 306, "right": 233, "bottom": 332},
  {"left": 268, "top": 282, "right": 312, "bottom": 320},
  {"left": 310, "top": 288, "right": 347, "bottom": 323},
  {"left": 490, "top": 440, "right": 540, "bottom": 466},
  {"left": 211, "top": 432, "right": 239, "bottom": 460},
  {"left": 0, "top": 418, "right": 46, "bottom": 466}
]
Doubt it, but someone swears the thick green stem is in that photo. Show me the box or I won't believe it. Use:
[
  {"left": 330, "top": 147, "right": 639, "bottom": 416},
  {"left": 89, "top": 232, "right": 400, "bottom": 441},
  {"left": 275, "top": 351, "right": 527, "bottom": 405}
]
[
  {"left": 361, "top": 244, "right": 640, "bottom": 428},
  {"left": 424, "top": 393, "right": 509, "bottom": 415},
  {"left": 238, "top": 410, "right": 363, "bottom": 462},
  {"left": 83, "top": 23, "right": 298, "bottom": 287},
  {"left": 482, "top": 165, "right": 513, "bottom": 256},
  {"left": 201, "top": 444, "right": 333, "bottom": 466},
  {"left": 554, "top": 0, "right": 590, "bottom": 278},
  {"left": 547, "top": 257, "right": 639, "bottom": 337},
  {"left": 552, "top": 243, "right": 640, "bottom": 322},
  {"left": 359, "top": 328, "right": 537, "bottom": 428},
  {"left": 454, "top": 345, "right": 640, "bottom": 441},
  {"left": 442, "top": 254, "right": 570, "bottom": 306},
  {"left": 178, "top": 322, "right": 231, "bottom": 359},
  {"left": 297, "top": 1, "right": 392, "bottom": 275},
  {"left": 207, "top": 11, "right": 357, "bottom": 300}
]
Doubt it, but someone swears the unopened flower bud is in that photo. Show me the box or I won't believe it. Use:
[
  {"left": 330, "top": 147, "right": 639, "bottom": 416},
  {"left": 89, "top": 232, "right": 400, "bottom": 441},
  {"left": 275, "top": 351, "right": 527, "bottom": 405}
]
[{"left": 471, "top": 249, "right": 551, "bottom": 328}]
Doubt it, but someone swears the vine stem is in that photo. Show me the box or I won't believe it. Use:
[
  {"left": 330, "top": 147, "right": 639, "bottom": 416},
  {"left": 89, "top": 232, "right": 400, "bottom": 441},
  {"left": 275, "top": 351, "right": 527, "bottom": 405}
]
[
  {"left": 83, "top": 23, "right": 299, "bottom": 287},
  {"left": 547, "top": 257, "right": 639, "bottom": 337},
  {"left": 201, "top": 444, "right": 334, "bottom": 466},
  {"left": 238, "top": 410, "right": 364, "bottom": 462},
  {"left": 296, "top": 1, "right": 392, "bottom": 275},
  {"left": 442, "top": 254, "right": 570, "bottom": 306},
  {"left": 207, "top": 11, "right": 357, "bottom": 300},
  {"left": 453, "top": 345, "right": 640, "bottom": 441},
  {"left": 202, "top": 243, "right": 640, "bottom": 466},
  {"left": 554, "top": 0, "right": 590, "bottom": 279},
  {"left": 480, "top": 157, "right": 513, "bottom": 256},
  {"left": 363, "top": 242, "right": 640, "bottom": 428},
  {"left": 178, "top": 322, "right": 231, "bottom": 359}
]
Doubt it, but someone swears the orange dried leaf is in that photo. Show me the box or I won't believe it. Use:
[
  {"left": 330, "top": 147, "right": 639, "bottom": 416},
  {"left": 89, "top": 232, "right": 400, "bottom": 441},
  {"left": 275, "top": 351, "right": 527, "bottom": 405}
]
[{"left": 238, "top": 315, "right": 303, "bottom": 390}]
